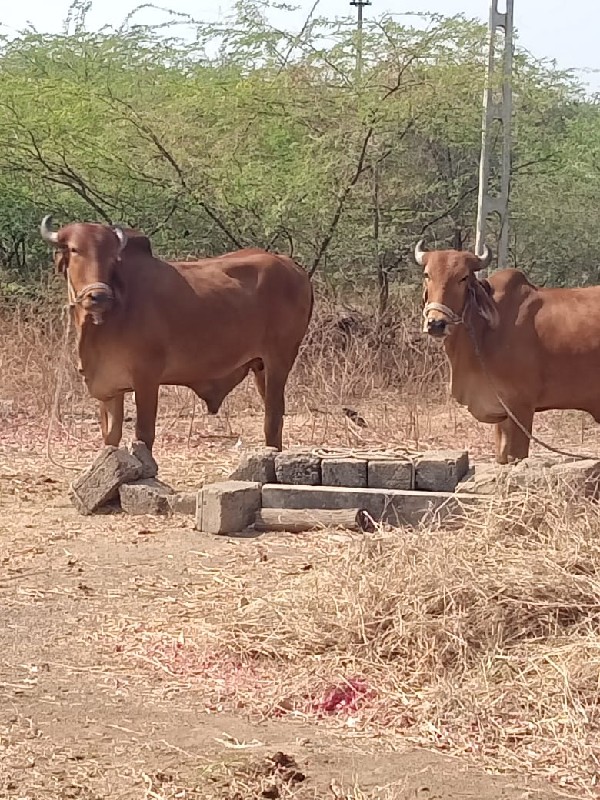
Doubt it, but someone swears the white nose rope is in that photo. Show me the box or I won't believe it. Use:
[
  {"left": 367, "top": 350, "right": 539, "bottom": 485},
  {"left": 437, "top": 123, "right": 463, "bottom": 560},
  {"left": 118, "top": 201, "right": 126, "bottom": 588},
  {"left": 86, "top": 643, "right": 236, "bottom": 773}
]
[
  {"left": 67, "top": 274, "right": 114, "bottom": 307},
  {"left": 422, "top": 302, "right": 463, "bottom": 332}
]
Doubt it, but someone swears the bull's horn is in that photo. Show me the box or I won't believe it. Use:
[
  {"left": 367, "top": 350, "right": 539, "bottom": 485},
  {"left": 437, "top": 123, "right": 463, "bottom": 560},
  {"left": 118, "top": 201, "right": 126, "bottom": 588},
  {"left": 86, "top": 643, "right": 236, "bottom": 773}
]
[
  {"left": 112, "top": 226, "right": 128, "bottom": 253},
  {"left": 414, "top": 239, "right": 427, "bottom": 267},
  {"left": 476, "top": 244, "right": 492, "bottom": 269},
  {"left": 40, "top": 215, "right": 59, "bottom": 244}
]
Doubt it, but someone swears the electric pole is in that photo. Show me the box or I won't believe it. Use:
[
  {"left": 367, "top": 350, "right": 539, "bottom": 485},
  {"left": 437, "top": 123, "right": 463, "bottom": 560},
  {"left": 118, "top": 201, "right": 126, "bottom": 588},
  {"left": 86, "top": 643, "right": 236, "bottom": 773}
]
[
  {"left": 350, "top": 0, "right": 371, "bottom": 84},
  {"left": 475, "top": 0, "right": 514, "bottom": 274}
]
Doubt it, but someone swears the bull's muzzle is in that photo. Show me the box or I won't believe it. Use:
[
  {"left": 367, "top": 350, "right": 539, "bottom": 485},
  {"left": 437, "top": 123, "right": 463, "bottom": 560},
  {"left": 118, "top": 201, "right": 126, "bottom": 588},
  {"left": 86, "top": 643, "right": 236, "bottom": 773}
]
[
  {"left": 81, "top": 291, "right": 113, "bottom": 325},
  {"left": 422, "top": 302, "right": 463, "bottom": 339},
  {"left": 69, "top": 280, "right": 114, "bottom": 326},
  {"left": 426, "top": 317, "right": 448, "bottom": 338},
  {"left": 82, "top": 291, "right": 113, "bottom": 325}
]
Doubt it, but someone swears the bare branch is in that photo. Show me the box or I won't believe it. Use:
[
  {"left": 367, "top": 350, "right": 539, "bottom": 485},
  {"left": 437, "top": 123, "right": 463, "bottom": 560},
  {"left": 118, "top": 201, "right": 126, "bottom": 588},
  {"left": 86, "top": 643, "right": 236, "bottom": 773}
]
[
  {"left": 101, "top": 92, "right": 244, "bottom": 248},
  {"left": 309, "top": 116, "right": 415, "bottom": 278}
]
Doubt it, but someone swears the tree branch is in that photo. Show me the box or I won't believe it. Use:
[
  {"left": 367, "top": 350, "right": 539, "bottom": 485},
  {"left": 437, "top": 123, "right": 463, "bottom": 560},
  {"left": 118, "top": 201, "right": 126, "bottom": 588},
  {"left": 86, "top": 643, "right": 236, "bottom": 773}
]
[
  {"left": 102, "top": 92, "right": 244, "bottom": 248},
  {"left": 309, "top": 115, "right": 414, "bottom": 278}
]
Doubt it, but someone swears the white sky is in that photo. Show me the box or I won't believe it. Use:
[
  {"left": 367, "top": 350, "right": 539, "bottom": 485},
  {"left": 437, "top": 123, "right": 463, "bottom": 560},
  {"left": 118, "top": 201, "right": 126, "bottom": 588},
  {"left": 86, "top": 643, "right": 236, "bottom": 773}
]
[{"left": 1, "top": 1, "right": 599, "bottom": 91}]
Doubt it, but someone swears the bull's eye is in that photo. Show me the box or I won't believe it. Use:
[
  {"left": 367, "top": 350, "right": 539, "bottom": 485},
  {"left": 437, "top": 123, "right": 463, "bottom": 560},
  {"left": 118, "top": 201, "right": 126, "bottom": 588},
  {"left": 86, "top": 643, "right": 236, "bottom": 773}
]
[
  {"left": 424, "top": 272, "right": 430, "bottom": 280},
  {"left": 69, "top": 246, "right": 79, "bottom": 255},
  {"left": 459, "top": 275, "right": 468, "bottom": 282}
]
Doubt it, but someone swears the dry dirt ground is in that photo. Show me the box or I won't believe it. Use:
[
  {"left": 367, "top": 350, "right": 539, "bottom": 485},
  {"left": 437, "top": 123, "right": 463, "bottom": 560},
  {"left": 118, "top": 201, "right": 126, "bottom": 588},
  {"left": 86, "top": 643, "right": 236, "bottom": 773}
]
[{"left": 1, "top": 395, "right": 598, "bottom": 799}]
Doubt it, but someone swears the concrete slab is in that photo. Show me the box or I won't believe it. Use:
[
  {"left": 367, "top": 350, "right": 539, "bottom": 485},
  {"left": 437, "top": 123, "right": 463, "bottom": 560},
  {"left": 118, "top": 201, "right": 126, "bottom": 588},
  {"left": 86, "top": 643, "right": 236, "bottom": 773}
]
[
  {"left": 321, "top": 458, "right": 367, "bottom": 488},
  {"left": 197, "top": 480, "right": 262, "bottom": 534},
  {"left": 274, "top": 451, "right": 321, "bottom": 485},
  {"left": 119, "top": 478, "right": 175, "bottom": 515},
  {"left": 167, "top": 492, "right": 198, "bottom": 516},
  {"left": 126, "top": 441, "right": 158, "bottom": 479},
  {"left": 415, "top": 450, "right": 469, "bottom": 492},
  {"left": 261, "top": 484, "right": 487, "bottom": 528},
  {"left": 69, "top": 446, "right": 142, "bottom": 515},
  {"left": 367, "top": 459, "right": 414, "bottom": 490},
  {"left": 229, "top": 447, "right": 278, "bottom": 483}
]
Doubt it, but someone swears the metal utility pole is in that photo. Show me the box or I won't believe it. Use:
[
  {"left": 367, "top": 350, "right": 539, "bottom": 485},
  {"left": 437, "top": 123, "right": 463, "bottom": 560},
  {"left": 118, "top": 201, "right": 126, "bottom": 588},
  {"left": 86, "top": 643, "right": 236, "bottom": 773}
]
[
  {"left": 350, "top": 0, "right": 371, "bottom": 84},
  {"left": 475, "top": 0, "right": 514, "bottom": 274}
]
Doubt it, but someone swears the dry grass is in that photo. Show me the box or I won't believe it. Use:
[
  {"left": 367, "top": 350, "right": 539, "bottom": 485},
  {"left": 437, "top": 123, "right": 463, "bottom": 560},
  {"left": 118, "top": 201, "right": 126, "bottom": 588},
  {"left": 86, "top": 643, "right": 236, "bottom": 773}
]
[
  {"left": 137, "top": 757, "right": 406, "bottom": 800},
  {"left": 112, "top": 493, "right": 600, "bottom": 796},
  {"left": 3, "top": 293, "right": 600, "bottom": 797}
]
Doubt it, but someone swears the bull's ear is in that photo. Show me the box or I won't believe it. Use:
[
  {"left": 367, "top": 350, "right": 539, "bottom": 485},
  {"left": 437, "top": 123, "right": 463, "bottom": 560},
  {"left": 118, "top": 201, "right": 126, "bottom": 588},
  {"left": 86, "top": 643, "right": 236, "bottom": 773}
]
[{"left": 53, "top": 248, "right": 68, "bottom": 275}]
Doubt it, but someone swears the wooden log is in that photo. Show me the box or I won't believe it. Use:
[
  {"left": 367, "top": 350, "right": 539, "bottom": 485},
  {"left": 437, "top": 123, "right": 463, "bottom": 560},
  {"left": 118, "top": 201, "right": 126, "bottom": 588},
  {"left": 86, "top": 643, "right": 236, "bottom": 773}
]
[{"left": 253, "top": 507, "right": 373, "bottom": 533}]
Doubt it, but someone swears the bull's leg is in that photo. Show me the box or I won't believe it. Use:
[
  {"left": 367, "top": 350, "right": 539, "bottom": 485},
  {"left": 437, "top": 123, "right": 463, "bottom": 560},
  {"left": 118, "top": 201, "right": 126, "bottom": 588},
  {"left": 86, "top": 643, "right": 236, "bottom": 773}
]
[
  {"left": 263, "top": 365, "right": 288, "bottom": 450},
  {"left": 99, "top": 394, "right": 124, "bottom": 447},
  {"left": 251, "top": 360, "right": 266, "bottom": 404},
  {"left": 133, "top": 382, "right": 159, "bottom": 452},
  {"left": 494, "top": 406, "right": 534, "bottom": 464}
]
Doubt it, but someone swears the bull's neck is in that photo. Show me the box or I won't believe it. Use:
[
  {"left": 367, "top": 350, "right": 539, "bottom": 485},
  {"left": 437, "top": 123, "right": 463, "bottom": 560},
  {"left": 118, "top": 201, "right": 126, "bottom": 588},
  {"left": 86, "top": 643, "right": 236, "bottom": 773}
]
[
  {"left": 74, "top": 309, "right": 120, "bottom": 376},
  {"left": 442, "top": 310, "right": 487, "bottom": 398}
]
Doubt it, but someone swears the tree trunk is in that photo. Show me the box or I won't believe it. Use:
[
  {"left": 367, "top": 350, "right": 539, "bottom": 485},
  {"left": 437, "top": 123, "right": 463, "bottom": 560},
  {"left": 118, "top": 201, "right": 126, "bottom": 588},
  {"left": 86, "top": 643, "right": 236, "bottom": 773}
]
[{"left": 253, "top": 507, "right": 374, "bottom": 533}]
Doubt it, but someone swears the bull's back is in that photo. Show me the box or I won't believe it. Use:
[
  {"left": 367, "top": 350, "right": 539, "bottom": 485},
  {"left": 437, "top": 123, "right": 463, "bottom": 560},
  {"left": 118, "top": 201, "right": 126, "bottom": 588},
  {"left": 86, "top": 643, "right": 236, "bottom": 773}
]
[
  {"left": 124, "top": 250, "right": 311, "bottom": 381},
  {"left": 174, "top": 251, "right": 312, "bottom": 337}
]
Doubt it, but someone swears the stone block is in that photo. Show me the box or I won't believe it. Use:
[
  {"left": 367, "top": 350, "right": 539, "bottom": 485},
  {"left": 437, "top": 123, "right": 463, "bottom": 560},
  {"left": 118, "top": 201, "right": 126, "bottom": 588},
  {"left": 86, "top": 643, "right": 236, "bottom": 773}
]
[
  {"left": 274, "top": 450, "right": 321, "bottom": 485},
  {"left": 197, "top": 480, "right": 262, "bottom": 534},
  {"left": 456, "top": 457, "right": 600, "bottom": 498},
  {"left": 261, "top": 484, "right": 487, "bottom": 528},
  {"left": 458, "top": 462, "right": 546, "bottom": 496},
  {"left": 549, "top": 459, "right": 600, "bottom": 498},
  {"left": 126, "top": 440, "right": 158, "bottom": 478},
  {"left": 167, "top": 492, "right": 198, "bottom": 516},
  {"left": 229, "top": 447, "right": 277, "bottom": 483},
  {"left": 456, "top": 464, "right": 505, "bottom": 495},
  {"left": 119, "top": 478, "right": 175, "bottom": 515},
  {"left": 69, "top": 446, "right": 142, "bottom": 515},
  {"left": 368, "top": 459, "right": 414, "bottom": 490},
  {"left": 415, "top": 450, "right": 469, "bottom": 492},
  {"left": 321, "top": 458, "right": 367, "bottom": 488}
]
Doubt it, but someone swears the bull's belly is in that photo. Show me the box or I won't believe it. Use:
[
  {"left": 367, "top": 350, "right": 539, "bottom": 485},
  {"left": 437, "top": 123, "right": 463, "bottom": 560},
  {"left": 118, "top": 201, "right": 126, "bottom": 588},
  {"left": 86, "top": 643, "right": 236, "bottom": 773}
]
[
  {"left": 455, "top": 382, "right": 600, "bottom": 424},
  {"left": 159, "top": 351, "right": 260, "bottom": 385},
  {"left": 531, "top": 360, "right": 600, "bottom": 415},
  {"left": 449, "top": 346, "right": 600, "bottom": 424},
  {"left": 536, "top": 396, "right": 600, "bottom": 417},
  {"left": 81, "top": 341, "right": 262, "bottom": 398},
  {"left": 82, "top": 361, "right": 254, "bottom": 398}
]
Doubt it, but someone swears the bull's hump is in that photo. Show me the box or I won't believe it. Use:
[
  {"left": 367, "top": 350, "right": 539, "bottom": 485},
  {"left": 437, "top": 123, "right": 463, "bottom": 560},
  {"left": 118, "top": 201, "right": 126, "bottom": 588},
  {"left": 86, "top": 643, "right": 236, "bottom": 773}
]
[{"left": 490, "top": 268, "right": 536, "bottom": 292}]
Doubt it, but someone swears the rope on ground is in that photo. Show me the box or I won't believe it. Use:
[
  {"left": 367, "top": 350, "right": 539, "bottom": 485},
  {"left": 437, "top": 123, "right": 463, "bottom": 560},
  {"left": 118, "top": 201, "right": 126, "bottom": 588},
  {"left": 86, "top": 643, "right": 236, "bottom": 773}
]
[
  {"left": 45, "top": 306, "right": 79, "bottom": 471},
  {"left": 312, "top": 446, "right": 422, "bottom": 460}
]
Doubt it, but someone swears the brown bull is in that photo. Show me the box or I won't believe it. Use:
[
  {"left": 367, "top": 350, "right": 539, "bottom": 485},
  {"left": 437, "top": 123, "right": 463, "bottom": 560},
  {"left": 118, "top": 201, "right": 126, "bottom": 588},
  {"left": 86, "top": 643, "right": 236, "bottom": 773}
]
[
  {"left": 415, "top": 239, "right": 600, "bottom": 463},
  {"left": 40, "top": 217, "right": 313, "bottom": 452}
]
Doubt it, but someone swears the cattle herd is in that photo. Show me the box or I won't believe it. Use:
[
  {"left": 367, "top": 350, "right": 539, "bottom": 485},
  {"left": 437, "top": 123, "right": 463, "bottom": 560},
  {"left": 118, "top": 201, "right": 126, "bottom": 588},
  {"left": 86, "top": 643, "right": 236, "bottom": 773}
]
[{"left": 39, "top": 216, "right": 600, "bottom": 465}]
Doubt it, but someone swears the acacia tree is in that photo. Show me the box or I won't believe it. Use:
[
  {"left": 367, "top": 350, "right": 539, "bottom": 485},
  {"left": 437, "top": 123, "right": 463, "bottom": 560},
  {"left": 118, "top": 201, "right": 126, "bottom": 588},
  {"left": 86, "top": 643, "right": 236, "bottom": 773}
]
[{"left": 0, "top": 2, "right": 598, "bottom": 297}]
